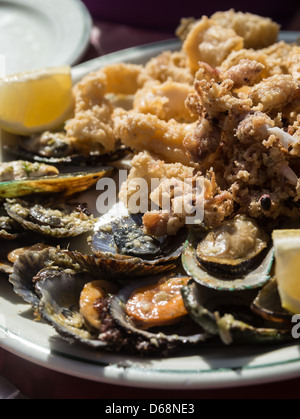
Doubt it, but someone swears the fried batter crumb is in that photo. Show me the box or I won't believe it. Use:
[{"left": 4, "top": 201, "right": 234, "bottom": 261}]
[
  {"left": 42, "top": 10, "right": 300, "bottom": 235},
  {"left": 210, "top": 9, "right": 280, "bottom": 49}
]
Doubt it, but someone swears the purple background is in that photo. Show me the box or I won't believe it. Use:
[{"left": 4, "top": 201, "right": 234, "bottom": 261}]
[{"left": 82, "top": 0, "right": 300, "bottom": 32}]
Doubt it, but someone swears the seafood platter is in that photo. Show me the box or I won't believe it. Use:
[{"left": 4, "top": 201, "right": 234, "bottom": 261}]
[{"left": 1, "top": 10, "right": 300, "bottom": 388}]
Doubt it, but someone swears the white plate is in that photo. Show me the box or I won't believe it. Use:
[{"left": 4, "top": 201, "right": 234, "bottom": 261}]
[
  {"left": 0, "top": 0, "right": 92, "bottom": 75},
  {"left": 1, "top": 33, "right": 300, "bottom": 390}
]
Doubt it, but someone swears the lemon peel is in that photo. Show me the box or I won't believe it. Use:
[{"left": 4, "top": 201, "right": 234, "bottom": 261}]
[{"left": 273, "top": 229, "right": 300, "bottom": 314}]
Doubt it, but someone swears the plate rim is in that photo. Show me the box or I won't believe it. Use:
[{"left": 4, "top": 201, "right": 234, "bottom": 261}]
[
  {"left": 1, "top": 321, "right": 300, "bottom": 390},
  {"left": 1, "top": 30, "right": 300, "bottom": 390}
]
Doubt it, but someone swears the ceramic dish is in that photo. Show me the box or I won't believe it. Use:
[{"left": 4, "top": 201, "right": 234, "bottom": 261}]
[
  {"left": 0, "top": 0, "right": 92, "bottom": 75},
  {"left": 1, "top": 33, "right": 300, "bottom": 390}
]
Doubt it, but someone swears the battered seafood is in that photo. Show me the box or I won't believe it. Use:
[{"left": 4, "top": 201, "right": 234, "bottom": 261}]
[
  {"left": 139, "top": 50, "right": 194, "bottom": 85},
  {"left": 65, "top": 63, "right": 145, "bottom": 154},
  {"left": 210, "top": 9, "right": 280, "bottom": 49},
  {"left": 182, "top": 16, "right": 244, "bottom": 71},
  {"left": 112, "top": 12, "right": 300, "bottom": 236},
  {"left": 113, "top": 110, "right": 196, "bottom": 166},
  {"left": 133, "top": 80, "right": 197, "bottom": 123}
]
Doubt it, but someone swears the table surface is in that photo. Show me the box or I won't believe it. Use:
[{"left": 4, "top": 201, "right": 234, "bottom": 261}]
[{"left": 2, "top": 16, "right": 300, "bottom": 399}]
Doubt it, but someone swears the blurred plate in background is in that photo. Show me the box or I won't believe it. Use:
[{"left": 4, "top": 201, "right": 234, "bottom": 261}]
[{"left": 0, "top": 0, "right": 92, "bottom": 75}]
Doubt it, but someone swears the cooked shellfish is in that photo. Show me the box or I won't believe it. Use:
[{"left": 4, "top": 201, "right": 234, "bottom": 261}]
[
  {"left": 79, "top": 280, "right": 119, "bottom": 331},
  {"left": 0, "top": 160, "right": 59, "bottom": 181},
  {"left": 251, "top": 278, "right": 293, "bottom": 324},
  {"left": 182, "top": 215, "right": 274, "bottom": 291},
  {"left": 0, "top": 166, "right": 113, "bottom": 199},
  {"left": 181, "top": 280, "right": 293, "bottom": 345},
  {"left": 10, "top": 246, "right": 207, "bottom": 354},
  {"left": 8, "top": 245, "right": 174, "bottom": 311},
  {"left": 110, "top": 274, "right": 212, "bottom": 348},
  {"left": 9, "top": 132, "right": 129, "bottom": 167},
  {"left": 35, "top": 268, "right": 114, "bottom": 348},
  {"left": 0, "top": 204, "right": 25, "bottom": 240},
  {"left": 4, "top": 198, "right": 96, "bottom": 238},
  {"left": 0, "top": 261, "right": 13, "bottom": 275},
  {"left": 36, "top": 269, "right": 198, "bottom": 355},
  {"left": 196, "top": 215, "right": 270, "bottom": 275},
  {"left": 90, "top": 202, "right": 187, "bottom": 265},
  {"left": 9, "top": 246, "right": 100, "bottom": 309}
]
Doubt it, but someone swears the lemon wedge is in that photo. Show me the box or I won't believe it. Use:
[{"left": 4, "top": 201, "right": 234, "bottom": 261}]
[
  {"left": 272, "top": 229, "right": 300, "bottom": 314},
  {"left": 0, "top": 66, "right": 74, "bottom": 135}
]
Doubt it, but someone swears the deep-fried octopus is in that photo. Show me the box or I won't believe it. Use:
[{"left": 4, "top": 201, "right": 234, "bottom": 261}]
[{"left": 182, "top": 55, "right": 300, "bottom": 224}]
